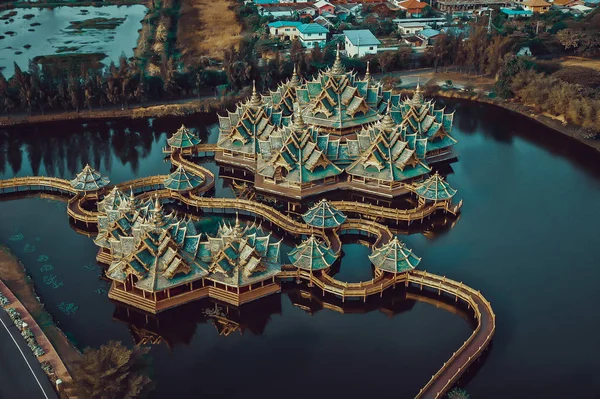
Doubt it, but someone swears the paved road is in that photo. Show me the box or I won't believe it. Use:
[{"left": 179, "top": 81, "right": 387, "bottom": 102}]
[{"left": 0, "top": 309, "right": 57, "bottom": 399}]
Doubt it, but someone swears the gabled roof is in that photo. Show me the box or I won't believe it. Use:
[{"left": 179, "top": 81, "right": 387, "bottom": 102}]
[
  {"left": 70, "top": 164, "right": 110, "bottom": 192},
  {"left": 500, "top": 7, "right": 534, "bottom": 15},
  {"left": 343, "top": 29, "right": 381, "bottom": 46},
  {"left": 397, "top": 22, "right": 431, "bottom": 28},
  {"left": 289, "top": 235, "right": 338, "bottom": 271},
  {"left": 369, "top": 237, "right": 421, "bottom": 273},
  {"left": 314, "top": 0, "right": 334, "bottom": 8},
  {"left": 163, "top": 166, "right": 204, "bottom": 192},
  {"left": 268, "top": 21, "right": 303, "bottom": 28},
  {"left": 298, "top": 23, "right": 329, "bottom": 34},
  {"left": 414, "top": 172, "right": 457, "bottom": 201},
  {"left": 302, "top": 199, "right": 347, "bottom": 228}
]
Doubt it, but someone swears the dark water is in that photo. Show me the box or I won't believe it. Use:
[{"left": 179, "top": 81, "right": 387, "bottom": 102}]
[{"left": 1, "top": 100, "right": 600, "bottom": 398}]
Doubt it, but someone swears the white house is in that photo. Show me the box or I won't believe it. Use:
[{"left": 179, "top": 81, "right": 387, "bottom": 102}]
[
  {"left": 259, "top": 4, "right": 316, "bottom": 18},
  {"left": 397, "top": 21, "right": 431, "bottom": 35},
  {"left": 343, "top": 29, "right": 381, "bottom": 58},
  {"left": 268, "top": 21, "right": 303, "bottom": 40},
  {"left": 298, "top": 23, "right": 329, "bottom": 48}
]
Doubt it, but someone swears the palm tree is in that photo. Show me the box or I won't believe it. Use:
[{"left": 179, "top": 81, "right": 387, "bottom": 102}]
[{"left": 72, "top": 341, "right": 154, "bottom": 399}]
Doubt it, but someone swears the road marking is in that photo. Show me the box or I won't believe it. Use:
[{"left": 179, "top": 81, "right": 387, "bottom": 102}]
[{"left": 0, "top": 312, "right": 51, "bottom": 399}]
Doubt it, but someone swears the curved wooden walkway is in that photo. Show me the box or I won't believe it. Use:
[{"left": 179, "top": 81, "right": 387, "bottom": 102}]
[{"left": 0, "top": 158, "right": 490, "bottom": 399}]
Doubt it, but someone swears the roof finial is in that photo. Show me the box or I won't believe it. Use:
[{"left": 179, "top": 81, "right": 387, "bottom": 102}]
[
  {"left": 129, "top": 185, "right": 134, "bottom": 201},
  {"left": 412, "top": 78, "right": 424, "bottom": 104},
  {"left": 381, "top": 99, "right": 395, "bottom": 131},
  {"left": 154, "top": 194, "right": 161, "bottom": 211},
  {"left": 292, "top": 102, "right": 306, "bottom": 132},
  {"left": 290, "top": 64, "right": 300, "bottom": 87},
  {"left": 330, "top": 42, "right": 345, "bottom": 75},
  {"left": 365, "top": 61, "right": 371, "bottom": 81},
  {"left": 249, "top": 80, "right": 262, "bottom": 107}
]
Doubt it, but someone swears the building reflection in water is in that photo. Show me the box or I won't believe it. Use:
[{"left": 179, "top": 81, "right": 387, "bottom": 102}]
[{"left": 113, "top": 283, "right": 474, "bottom": 349}]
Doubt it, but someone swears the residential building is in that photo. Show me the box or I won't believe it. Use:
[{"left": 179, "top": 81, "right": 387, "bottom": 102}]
[
  {"left": 434, "top": 0, "right": 512, "bottom": 13},
  {"left": 314, "top": 15, "right": 335, "bottom": 29},
  {"left": 314, "top": 0, "right": 336, "bottom": 15},
  {"left": 522, "top": 0, "right": 551, "bottom": 12},
  {"left": 268, "top": 21, "right": 303, "bottom": 40},
  {"left": 335, "top": 3, "right": 363, "bottom": 19},
  {"left": 402, "top": 35, "right": 426, "bottom": 47},
  {"left": 258, "top": 3, "right": 316, "bottom": 18},
  {"left": 396, "top": 0, "right": 428, "bottom": 16},
  {"left": 343, "top": 29, "right": 381, "bottom": 57},
  {"left": 298, "top": 23, "right": 329, "bottom": 48},
  {"left": 397, "top": 21, "right": 431, "bottom": 35},
  {"left": 500, "top": 7, "right": 534, "bottom": 17},
  {"left": 418, "top": 28, "right": 441, "bottom": 45}
]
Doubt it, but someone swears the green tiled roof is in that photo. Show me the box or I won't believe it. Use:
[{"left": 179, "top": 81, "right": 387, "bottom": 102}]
[
  {"left": 415, "top": 172, "right": 457, "bottom": 201},
  {"left": 69, "top": 164, "right": 110, "bottom": 192},
  {"left": 163, "top": 166, "right": 204, "bottom": 191},
  {"left": 368, "top": 237, "right": 421, "bottom": 273},
  {"left": 168, "top": 125, "right": 202, "bottom": 148},
  {"left": 302, "top": 199, "right": 346, "bottom": 228},
  {"left": 288, "top": 235, "right": 337, "bottom": 271}
]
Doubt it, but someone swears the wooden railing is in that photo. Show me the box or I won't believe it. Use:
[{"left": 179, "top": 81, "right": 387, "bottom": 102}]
[
  {"left": 333, "top": 198, "right": 462, "bottom": 223},
  {"left": 0, "top": 176, "right": 77, "bottom": 195},
  {"left": 409, "top": 270, "right": 496, "bottom": 399}
]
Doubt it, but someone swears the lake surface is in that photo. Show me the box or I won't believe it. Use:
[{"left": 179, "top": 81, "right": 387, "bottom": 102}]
[
  {"left": 1, "top": 99, "right": 600, "bottom": 398},
  {"left": 0, "top": 5, "right": 147, "bottom": 77}
]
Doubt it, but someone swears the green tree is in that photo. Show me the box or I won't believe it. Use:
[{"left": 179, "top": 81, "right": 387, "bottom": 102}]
[{"left": 72, "top": 341, "right": 154, "bottom": 399}]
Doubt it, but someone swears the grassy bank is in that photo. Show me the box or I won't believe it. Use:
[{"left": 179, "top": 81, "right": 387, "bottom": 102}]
[
  {"left": 177, "top": 0, "right": 242, "bottom": 62},
  {"left": 0, "top": 93, "right": 246, "bottom": 126},
  {"left": 0, "top": 245, "right": 81, "bottom": 378}
]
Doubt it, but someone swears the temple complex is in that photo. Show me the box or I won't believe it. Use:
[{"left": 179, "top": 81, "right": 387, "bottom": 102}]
[{"left": 216, "top": 48, "right": 457, "bottom": 200}]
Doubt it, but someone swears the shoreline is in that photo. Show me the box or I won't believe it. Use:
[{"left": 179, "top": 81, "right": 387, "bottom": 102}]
[
  {"left": 431, "top": 90, "right": 600, "bottom": 153},
  {"left": 1, "top": 87, "right": 598, "bottom": 154},
  {"left": 0, "top": 95, "right": 244, "bottom": 127},
  {"left": 0, "top": 245, "right": 79, "bottom": 398}
]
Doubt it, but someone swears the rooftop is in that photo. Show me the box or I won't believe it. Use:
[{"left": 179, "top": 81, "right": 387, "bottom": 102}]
[
  {"left": 523, "top": 0, "right": 551, "bottom": 6},
  {"left": 298, "top": 23, "right": 330, "bottom": 34},
  {"left": 419, "top": 28, "right": 441, "bottom": 38},
  {"left": 500, "top": 7, "right": 534, "bottom": 14},
  {"left": 397, "top": 0, "right": 428, "bottom": 9},
  {"left": 268, "top": 21, "right": 304, "bottom": 28},
  {"left": 343, "top": 29, "right": 381, "bottom": 46}
]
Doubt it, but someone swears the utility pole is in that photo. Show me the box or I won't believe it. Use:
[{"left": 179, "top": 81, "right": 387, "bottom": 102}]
[
  {"left": 487, "top": 8, "right": 492, "bottom": 34},
  {"left": 536, "top": 20, "right": 540, "bottom": 35}
]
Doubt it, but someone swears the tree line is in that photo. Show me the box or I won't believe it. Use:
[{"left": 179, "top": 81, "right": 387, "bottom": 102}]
[{"left": 0, "top": 57, "right": 228, "bottom": 116}]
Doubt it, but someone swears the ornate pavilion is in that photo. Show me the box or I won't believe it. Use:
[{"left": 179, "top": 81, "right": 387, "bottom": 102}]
[
  {"left": 91, "top": 187, "right": 430, "bottom": 313},
  {"left": 216, "top": 49, "right": 457, "bottom": 199}
]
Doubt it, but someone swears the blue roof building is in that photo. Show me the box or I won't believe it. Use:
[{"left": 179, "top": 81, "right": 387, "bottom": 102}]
[{"left": 500, "top": 7, "right": 534, "bottom": 17}]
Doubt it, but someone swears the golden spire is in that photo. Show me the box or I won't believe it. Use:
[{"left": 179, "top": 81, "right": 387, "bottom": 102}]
[
  {"left": 129, "top": 186, "right": 135, "bottom": 201},
  {"left": 249, "top": 80, "right": 262, "bottom": 108},
  {"left": 330, "top": 42, "right": 345, "bottom": 75},
  {"left": 364, "top": 61, "right": 371, "bottom": 81},
  {"left": 412, "top": 79, "right": 424, "bottom": 104},
  {"left": 381, "top": 99, "right": 395, "bottom": 132},
  {"left": 290, "top": 64, "right": 300, "bottom": 87},
  {"left": 292, "top": 102, "right": 306, "bottom": 132}
]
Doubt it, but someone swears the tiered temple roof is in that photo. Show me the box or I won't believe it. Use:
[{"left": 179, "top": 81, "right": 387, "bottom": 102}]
[
  {"left": 217, "top": 82, "right": 290, "bottom": 155},
  {"left": 390, "top": 84, "right": 457, "bottom": 154},
  {"left": 263, "top": 65, "right": 303, "bottom": 116},
  {"left": 167, "top": 125, "right": 202, "bottom": 149},
  {"left": 96, "top": 196, "right": 282, "bottom": 291},
  {"left": 296, "top": 47, "right": 388, "bottom": 133},
  {"left": 288, "top": 235, "right": 338, "bottom": 271},
  {"left": 346, "top": 109, "right": 431, "bottom": 182},
  {"left": 257, "top": 108, "right": 343, "bottom": 184},
  {"left": 302, "top": 199, "right": 347, "bottom": 228},
  {"left": 368, "top": 237, "right": 421, "bottom": 273},
  {"left": 70, "top": 164, "right": 110, "bottom": 192},
  {"left": 415, "top": 172, "right": 457, "bottom": 201},
  {"left": 163, "top": 166, "right": 204, "bottom": 192},
  {"left": 97, "top": 186, "right": 132, "bottom": 213}
]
